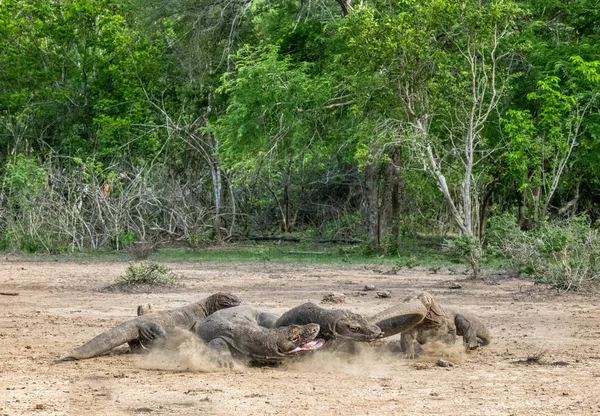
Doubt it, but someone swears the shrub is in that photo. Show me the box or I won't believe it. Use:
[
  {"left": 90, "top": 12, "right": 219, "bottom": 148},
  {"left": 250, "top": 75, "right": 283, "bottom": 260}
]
[
  {"left": 443, "top": 234, "right": 482, "bottom": 278},
  {"left": 487, "top": 214, "right": 599, "bottom": 290},
  {"left": 117, "top": 261, "right": 177, "bottom": 286}
]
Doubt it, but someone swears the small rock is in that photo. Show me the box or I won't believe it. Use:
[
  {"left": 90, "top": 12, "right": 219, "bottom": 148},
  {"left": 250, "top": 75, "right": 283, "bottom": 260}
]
[
  {"left": 363, "top": 284, "right": 376, "bottom": 291},
  {"left": 436, "top": 359, "right": 456, "bottom": 368},
  {"left": 449, "top": 282, "right": 462, "bottom": 289},
  {"left": 322, "top": 292, "right": 346, "bottom": 304},
  {"left": 377, "top": 291, "right": 392, "bottom": 298}
]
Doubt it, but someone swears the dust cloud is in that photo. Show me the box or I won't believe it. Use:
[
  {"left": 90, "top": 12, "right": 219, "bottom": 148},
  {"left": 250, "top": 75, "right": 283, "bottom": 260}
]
[
  {"left": 136, "top": 335, "right": 468, "bottom": 374},
  {"left": 135, "top": 329, "right": 243, "bottom": 372},
  {"left": 418, "top": 341, "right": 468, "bottom": 364},
  {"left": 285, "top": 340, "right": 468, "bottom": 374}
]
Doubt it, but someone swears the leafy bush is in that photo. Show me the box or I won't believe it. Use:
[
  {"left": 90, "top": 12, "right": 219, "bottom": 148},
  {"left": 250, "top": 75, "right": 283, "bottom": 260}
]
[
  {"left": 117, "top": 261, "right": 177, "bottom": 286},
  {"left": 487, "top": 214, "right": 599, "bottom": 290},
  {"left": 443, "top": 234, "right": 482, "bottom": 278},
  {"left": 4, "top": 155, "right": 48, "bottom": 210}
]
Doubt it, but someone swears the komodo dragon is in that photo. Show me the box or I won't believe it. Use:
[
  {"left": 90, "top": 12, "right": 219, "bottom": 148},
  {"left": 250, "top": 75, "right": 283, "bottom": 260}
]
[
  {"left": 273, "top": 302, "right": 382, "bottom": 342},
  {"left": 399, "top": 292, "right": 491, "bottom": 357},
  {"left": 368, "top": 296, "right": 430, "bottom": 338},
  {"left": 195, "top": 305, "right": 325, "bottom": 365},
  {"left": 58, "top": 292, "right": 241, "bottom": 361}
]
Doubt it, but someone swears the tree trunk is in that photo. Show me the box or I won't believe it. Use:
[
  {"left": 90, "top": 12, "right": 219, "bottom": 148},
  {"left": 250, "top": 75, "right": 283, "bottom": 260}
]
[
  {"left": 478, "top": 180, "right": 496, "bottom": 242},
  {"left": 209, "top": 140, "right": 222, "bottom": 242},
  {"left": 424, "top": 143, "right": 470, "bottom": 235},
  {"left": 282, "top": 184, "right": 291, "bottom": 233},
  {"left": 364, "top": 163, "right": 380, "bottom": 251},
  {"left": 389, "top": 147, "right": 402, "bottom": 251},
  {"left": 335, "top": 0, "right": 352, "bottom": 16}
]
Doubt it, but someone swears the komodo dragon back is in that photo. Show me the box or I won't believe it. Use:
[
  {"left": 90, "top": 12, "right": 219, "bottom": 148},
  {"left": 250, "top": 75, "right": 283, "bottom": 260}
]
[{"left": 57, "top": 292, "right": 240, "bottom": 361}]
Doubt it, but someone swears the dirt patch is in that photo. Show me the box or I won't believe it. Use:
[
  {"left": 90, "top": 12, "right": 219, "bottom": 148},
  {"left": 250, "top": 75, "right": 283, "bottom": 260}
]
[{"left": 1, "top": 258, "right": 599, "bottom": 415}]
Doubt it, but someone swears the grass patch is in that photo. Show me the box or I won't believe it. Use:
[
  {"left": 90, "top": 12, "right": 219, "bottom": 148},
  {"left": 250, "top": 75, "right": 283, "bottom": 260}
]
[
  {"left": 3, "top": 236, "right": 511, "bottom": 273},
  {"left": 152, "top": 238, "right": 453, "bottom": 266}
]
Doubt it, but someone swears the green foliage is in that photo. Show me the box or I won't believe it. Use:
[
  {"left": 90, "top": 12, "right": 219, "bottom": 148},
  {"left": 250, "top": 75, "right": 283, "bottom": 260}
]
[
  {"left": 117, "top": 261, "right": 177, "bottom": 286},
  {"left": 4, "top": 155, "right": 48, "bottom": 209},
  {"left": 503, "top": 54, "right": 600, "bottom": 222},
  {"left": 502, "top": 109, "right": 539, "bottom": 190},
  {"left": 443, "top": 235, "right": 483, "bottom": 278},
  {"left": 395, "top": 255, "right": 419, "bottom": 270},
  {"left": 487, "top": 214, "right": 599, "bottom": 290},
  {"left": 110, "top": 230, "right": 135, "bottom": 250},
  {"left": 214, "top": 43, "right": 329, "bottom": 165},
  {"left": 315, "top": 211, "right": 362, "bottom": 240},
  {"left": 0, "top": 0, "right": 599, "bottom": 256}
]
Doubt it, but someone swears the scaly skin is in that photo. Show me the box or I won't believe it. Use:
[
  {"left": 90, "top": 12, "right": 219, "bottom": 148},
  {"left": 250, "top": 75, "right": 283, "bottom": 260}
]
[
  {"left": 274, "top": 302, "right": 382, "bottom": 342},
  {"left": 321, "top": 297, "right": 429, "bottom": 354},
  {"left": 58, "top": 292, "right": 241, "bottom": 361},
  {"left": 399, "top": 292, "right": 491, "bottom": 357},
  {"left": 450, "top": 310, "right": 491, "bottom": 349},
  {"left": 195, "top": 305, "right": 324, "bottom": 365},
  {"left": 368, "top": 297, "right": 429, "bottom": 338}
]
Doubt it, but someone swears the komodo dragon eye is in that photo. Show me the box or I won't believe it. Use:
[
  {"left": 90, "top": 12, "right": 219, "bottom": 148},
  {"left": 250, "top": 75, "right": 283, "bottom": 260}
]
[{"left": 348, "top": 324, "right": 360, "bottom": 332}]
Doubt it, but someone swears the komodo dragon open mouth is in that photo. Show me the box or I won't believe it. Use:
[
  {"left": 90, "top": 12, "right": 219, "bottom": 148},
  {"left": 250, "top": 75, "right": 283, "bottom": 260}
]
[{"left": 291, "top": 338, "right": 325, "bottom": 352}]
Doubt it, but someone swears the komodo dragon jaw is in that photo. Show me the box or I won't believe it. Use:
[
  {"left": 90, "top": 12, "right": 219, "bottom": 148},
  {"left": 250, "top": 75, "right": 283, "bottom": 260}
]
[
  {"left": 291, "top": 338, "right": 325, "bottom": 352},
  {"left": 276, "top": 323, "right": 325, "bottom": 354}
]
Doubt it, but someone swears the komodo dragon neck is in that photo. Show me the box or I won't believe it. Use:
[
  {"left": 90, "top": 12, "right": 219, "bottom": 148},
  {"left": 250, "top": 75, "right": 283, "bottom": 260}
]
[{"left": 318, "top": 309, "right": 345, "bottom": 339}]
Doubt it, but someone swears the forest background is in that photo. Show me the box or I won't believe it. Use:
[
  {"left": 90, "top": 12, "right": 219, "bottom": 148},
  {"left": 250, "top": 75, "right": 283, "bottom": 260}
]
[{"left": 0, "top": 0, "right": 598, "bottom": 289}]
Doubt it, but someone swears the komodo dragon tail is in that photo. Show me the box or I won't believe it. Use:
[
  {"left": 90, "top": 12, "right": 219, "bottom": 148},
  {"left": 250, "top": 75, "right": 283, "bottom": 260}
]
[
  {"left": 57, "top": 320, "right": 139, "bottom": 361},
  {"left": 368, "top": 298, "right": 428, "bottom": 338}
]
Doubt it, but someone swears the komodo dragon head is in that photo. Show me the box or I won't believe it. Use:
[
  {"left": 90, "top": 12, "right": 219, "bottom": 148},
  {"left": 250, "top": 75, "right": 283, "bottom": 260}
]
[
  {"left": 273, "top": 323, "right": 325, "bottom": 356},
  {"left": 207, "top": 292, "right": 242, "bottom": 313},
  {"left": 333, "top": 312, "right": 382, "bottom": 342}
]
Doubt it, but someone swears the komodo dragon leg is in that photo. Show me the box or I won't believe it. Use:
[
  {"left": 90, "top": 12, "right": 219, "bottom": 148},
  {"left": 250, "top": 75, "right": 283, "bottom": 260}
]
[
  {"left": 397, "top": 292, "right": 455, "bottom": 358},
  {"left": 204, "top": 338, "right": 236, "bottom": 368},
  {"left": 129, "top": 303, "right": 157, "bottom": 353}
]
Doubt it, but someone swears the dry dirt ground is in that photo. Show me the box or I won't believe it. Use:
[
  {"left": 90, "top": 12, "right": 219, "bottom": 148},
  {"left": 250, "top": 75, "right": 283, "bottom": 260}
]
[{"left": 1, "top": 258, "right": 599, "bottom": 415}]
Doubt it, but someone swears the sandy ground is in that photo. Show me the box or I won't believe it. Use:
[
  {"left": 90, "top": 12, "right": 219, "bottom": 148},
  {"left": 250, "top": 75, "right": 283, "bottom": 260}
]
[{"left": 1, "top": 257, "right": 599, "bottom": 415}]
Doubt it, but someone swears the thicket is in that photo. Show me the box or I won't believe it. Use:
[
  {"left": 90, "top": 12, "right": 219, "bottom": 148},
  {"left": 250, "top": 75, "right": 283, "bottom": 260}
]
[
  {"left": 0, "top": 0, "right": 598, "bottom": 288},
  {"left": 487, "top": 215, "right": 599, "bottom": 290}
]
